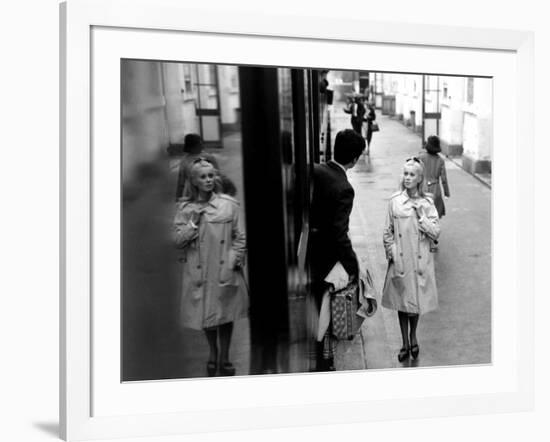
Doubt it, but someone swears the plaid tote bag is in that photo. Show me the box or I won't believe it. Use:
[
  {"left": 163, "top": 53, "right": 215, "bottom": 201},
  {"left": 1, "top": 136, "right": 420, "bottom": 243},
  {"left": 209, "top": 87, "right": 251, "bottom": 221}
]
[{"left": 330, "top": 280, "right": 362, "bottom": 340}]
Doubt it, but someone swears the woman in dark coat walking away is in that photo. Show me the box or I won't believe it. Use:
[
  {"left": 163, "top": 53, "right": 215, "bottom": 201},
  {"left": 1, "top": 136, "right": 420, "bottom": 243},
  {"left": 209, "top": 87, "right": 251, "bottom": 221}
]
[
  {"left": 364, "top": 102, "right": 376, "bottom": 155},
  {"left": 418, "top": 135, "right": 450, "bottom": 218},
  {"left": 418, "top": 135, "right": 450, "bottom": 253}
]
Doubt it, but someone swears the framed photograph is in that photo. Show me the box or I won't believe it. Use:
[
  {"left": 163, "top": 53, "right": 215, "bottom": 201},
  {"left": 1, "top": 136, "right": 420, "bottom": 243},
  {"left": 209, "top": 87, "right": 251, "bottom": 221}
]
[{"left": 60, "top": 0, "right": 534, "bottom": 440}]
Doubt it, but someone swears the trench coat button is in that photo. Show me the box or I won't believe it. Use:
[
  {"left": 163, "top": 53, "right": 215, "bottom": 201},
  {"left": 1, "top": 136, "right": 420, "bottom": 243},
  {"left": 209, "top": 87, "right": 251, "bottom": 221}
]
[
  {"left": 196, "top": 281, "right": 202, "bottom": 287},
  {"left": 220, "top": 260, "right": 224, "bottom": 265},
  {"left": 399, "top": 233, "right": 402, "bottom": 237},
  {"left": 197, "top": 265, "right": 201, "bottom": 269},
  {"left": 418, "top": 255, "right": 422, "bottom": 259},
  {"left": 220, "top": 239, "right": 225, "bottom": 244},
  {"left": 400, "top": 252, "right": 403, "bottom": 256}
]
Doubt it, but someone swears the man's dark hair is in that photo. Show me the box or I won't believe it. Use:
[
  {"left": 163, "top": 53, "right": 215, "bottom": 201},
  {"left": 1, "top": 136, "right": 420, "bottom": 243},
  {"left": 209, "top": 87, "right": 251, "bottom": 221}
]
[
  {"left": 333, "top": 129, "right": 366, "bottom": 165},
  {"left": 183, "top": 133, "right": 203, "bottom": 154}
]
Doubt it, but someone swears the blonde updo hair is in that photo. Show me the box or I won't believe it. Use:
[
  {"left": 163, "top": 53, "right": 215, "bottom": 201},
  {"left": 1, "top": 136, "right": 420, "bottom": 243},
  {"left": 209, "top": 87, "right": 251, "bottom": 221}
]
[
  {"left": 181, "top": 158, "right": 223, "bottom": 201},
  {"left": 400, "top": 157, "right": 428, "bottom": 198}
]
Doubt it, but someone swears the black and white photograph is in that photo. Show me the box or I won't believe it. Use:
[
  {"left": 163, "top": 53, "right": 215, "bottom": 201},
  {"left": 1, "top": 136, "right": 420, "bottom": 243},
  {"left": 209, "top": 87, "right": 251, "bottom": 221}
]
[
  {"left": 4, "top": 0, "right": 546, "bottom": 440},
  {"left": 121, "top": 61, "right": 492, "bottom": 381}
]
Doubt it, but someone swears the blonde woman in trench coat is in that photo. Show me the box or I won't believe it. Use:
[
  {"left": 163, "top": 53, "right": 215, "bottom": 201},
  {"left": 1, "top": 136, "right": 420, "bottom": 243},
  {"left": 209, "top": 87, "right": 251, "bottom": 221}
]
[
  {"left": 173, "top": 158, "right": 248, "bottom": 377},
  {"left": 382, "top": 158, "right": 440, "bottom": 363}
]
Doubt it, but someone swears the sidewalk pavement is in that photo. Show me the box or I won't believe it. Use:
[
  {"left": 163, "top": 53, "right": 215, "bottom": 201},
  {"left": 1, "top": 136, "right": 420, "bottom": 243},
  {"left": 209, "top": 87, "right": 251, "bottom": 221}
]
[{"left": 332, "top": 107, "right": 492, "bottom": 370}]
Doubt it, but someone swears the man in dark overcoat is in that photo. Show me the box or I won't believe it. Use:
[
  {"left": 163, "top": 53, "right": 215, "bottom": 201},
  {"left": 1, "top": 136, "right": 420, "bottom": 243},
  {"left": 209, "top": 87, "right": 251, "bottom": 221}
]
[{"left": 308, "top": 129, "right": 366, "bottom": 371}]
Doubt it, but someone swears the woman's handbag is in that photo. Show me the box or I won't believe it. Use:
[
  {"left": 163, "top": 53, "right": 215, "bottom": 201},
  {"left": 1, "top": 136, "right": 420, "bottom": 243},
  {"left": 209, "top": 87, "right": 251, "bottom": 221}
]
[
  {"left": 370, "top": 121, "right": 380, "bottom": 132},
  {"left": 331, "top": 280, "right": 363, "bottom": 340}
]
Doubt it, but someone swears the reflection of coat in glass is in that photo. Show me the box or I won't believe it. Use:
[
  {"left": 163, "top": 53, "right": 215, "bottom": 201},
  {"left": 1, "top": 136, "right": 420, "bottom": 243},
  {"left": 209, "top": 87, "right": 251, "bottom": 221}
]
[
  {"left": 173, "top": 193, "right": 248, "bottom": 330},
  {"left": 418, "top": 152, "right": 450, "bottom": 218},
  {"left": 381, "top": 191, "right": 440, "bottom": 315}
]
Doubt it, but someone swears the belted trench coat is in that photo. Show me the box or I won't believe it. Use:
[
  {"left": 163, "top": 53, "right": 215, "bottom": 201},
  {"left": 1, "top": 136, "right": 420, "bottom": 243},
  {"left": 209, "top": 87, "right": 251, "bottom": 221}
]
[
  {"left": 381, "top": 190, "right": 440, "bottom": 315},
  {"left": 173, "top": 193, "right": 248, "bottom": 330}
]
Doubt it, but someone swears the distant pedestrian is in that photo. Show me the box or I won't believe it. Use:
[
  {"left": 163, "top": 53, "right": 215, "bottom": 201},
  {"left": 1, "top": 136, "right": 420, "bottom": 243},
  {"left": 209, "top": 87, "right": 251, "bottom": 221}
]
[
  {"left": 418, "top": 135, "right": 450, "bottom": 218},
  {"left": 173, "top": 158, "right": 247, "bottom": 377},
  {"left": 174, "top": 133, "right": 237, "bottom": 200},
  {"left": 344, "top": 95, "right": 366, "bottom": 135},
  {"left": 418, "top": 136, "right": 449, "bottom": 252},
  {"left": 364, "top": 101, "right": 376, "bottom": 155},
  {"left": 381, "top": 157, "right": 440, "bottom": 363}
]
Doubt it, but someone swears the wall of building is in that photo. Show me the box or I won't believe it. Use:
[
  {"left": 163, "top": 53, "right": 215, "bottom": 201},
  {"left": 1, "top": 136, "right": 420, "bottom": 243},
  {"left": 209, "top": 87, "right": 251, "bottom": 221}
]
[
  {"left": 374, "top": 72, "right": 493, "bottom": 173},
  {"left": 121, "top": 60, "right": 169, "bottom": 185},
  {"left": 439, "top": 76, "right": 465, "bottom": 155},
  {"left": 461, "top": 81, "right": 492, "bottom": 173},
  {"left": 440, "top": 76, "right": 493, "bottom": 172},
  {"left": 394, "top": 74, "right": 423, "bottom": 131}
]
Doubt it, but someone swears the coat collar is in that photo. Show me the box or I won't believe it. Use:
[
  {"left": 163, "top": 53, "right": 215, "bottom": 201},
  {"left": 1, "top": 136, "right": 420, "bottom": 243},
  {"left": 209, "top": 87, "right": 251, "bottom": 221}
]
[
  {"left": 182, "top": 192, "right": 221, "bottom": 209},
  {"left": 200, "top": 192, "right": 220, "bottom": 208},
  {"left": 327, "top": 160, "right": 348, "bottom": 177},
  {"left": 400, "top": 189, "right": 423, "bottom": 204}
]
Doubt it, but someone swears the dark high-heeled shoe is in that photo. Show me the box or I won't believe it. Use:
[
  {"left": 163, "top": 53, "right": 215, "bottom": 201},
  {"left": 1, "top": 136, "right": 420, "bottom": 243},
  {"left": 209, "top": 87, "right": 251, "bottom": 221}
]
[
  {"left": 397, "top": 346, "right": 410, "bottom": 362},
  {"left": 206, "top": 361, "right": 217, "bottom": 377},
  {"left": 220, "top": 362, "right": 236, "bottom": 376},
  {"left": 410, "top": 344, "right": 420, "bottom": 360}
]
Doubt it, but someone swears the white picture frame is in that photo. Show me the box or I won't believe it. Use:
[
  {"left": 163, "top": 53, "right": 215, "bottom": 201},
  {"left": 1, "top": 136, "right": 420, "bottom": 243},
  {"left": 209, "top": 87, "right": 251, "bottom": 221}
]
[{"left": 60, "top": 0, "right": 534, "bottom": 440}]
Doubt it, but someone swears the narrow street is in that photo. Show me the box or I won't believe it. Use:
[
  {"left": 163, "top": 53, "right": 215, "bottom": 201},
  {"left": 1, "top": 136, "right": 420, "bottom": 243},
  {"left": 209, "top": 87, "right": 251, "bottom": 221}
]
[{"left": 334, "top": 109, "right": 492, "bottom": 369}]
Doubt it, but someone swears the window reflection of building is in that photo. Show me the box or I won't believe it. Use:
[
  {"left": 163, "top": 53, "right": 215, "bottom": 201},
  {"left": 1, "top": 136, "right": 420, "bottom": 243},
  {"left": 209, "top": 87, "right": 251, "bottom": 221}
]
[
  {"left": 121, "top": 60, "right": 170, "bottom": 186},
  {"left": 121, "top": 60, "right": 243, "bottom": 188},
  {"left": 121, "top": 60, "right": 247, "bottom": 381},
  {"left": 219, "top": 65, "right": 241, "bottom": 132}
]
